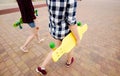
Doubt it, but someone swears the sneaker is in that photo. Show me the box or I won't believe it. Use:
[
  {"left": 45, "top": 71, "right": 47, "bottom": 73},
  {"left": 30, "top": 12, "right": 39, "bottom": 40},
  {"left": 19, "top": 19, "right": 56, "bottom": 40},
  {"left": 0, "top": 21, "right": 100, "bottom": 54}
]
[
  {"left": 36, "top": 67, "right": 47, "bottom": 75},
  {"left": 66, "top": 57, "right": 74, "bottom": 67}
]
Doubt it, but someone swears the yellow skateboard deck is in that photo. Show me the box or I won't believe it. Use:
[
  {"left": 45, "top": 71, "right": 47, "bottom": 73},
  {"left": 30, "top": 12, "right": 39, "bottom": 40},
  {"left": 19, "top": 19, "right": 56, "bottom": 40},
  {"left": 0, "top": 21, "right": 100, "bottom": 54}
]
[{"left": 52, "top": 24, "right": 88, "bottom": 62}]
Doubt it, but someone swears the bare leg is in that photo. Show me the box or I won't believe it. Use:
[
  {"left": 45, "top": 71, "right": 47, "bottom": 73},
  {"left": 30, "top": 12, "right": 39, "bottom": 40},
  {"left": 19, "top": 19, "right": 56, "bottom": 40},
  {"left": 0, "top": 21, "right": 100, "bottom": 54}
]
[
  {"left": 67, "top": 50, "right": 74, "bottom": 64},
  {"left": 36, "top": 39, "right": 62, "bottom": 75},
  {"left": 34, "top": 27, "right": 41, "bottom": 42},
  {"left": 20, "top": 27, "right": 37, "bottom": 52},
  {"left": 41, "top": 51, "right": 53, "bottom": 68},
  {"left": 41, "top": 39, "right": 62, "bottom": 68},
  {"left": 34, "top": 27, "right": 45, "bottom": 43}
]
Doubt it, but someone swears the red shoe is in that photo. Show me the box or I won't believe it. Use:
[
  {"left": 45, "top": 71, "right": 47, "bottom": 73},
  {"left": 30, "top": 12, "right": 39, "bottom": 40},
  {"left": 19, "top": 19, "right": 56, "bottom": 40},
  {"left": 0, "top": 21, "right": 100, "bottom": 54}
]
[
  {"left": 66, "top": 57, "right": 74, "bottom": 67},
  {"left": 36, "top": 67, "right": 47, "bottom": 75}
]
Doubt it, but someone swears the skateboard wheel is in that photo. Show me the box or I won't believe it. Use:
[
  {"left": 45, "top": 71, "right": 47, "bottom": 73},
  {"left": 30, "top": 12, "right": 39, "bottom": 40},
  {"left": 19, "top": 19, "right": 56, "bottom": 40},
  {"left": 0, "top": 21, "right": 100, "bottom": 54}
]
[
  {"left": 19, "top": 25, "right": 22, "bottom": 29},
  {"left": 13, "top": 24, "right": 17, "bottom": 27},
  {"left": 19, "top": 18, "right": 23, "bottom": 23},
  {"left": 13, "top": 22, "right": 20, "bottom": 27},
  {"left": 49, "top": 42, "right": 55, "bottom": 49},
  {"left": 77, "top": 22, "right": 82, "bottom": 26},
  {"left": 34, "top": 9, "right": 38, "bottom": 16}
]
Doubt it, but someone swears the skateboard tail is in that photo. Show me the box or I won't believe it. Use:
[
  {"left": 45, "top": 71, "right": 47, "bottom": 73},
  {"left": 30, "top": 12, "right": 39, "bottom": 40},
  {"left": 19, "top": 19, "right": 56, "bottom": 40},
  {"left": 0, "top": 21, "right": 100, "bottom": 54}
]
[{"left": 78, "top": 24, "right": 88, "bottom": 40}]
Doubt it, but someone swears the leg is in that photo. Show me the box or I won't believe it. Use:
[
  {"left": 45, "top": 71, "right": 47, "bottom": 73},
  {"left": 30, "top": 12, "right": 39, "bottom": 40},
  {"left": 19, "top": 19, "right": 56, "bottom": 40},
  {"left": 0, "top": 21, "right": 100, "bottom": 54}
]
[
  {"left": 41, "top": 39, "right": 61, "bottom": 68},
  {"left": 67, "top": 50, "right": 74, "bottom": 64},
  {"left": 34, "top": 27, "right": 45, "bottom": 43},
  {"left": 20, "top": 27, "right": 36, "bottom": 52},
  {"left": 65, "top": 50, "right": 74, "bottom": 67},
  {"left": 36, "top": 39, "right": 62, "bottom": 75},
  {"left": 20, "top": 22, "right": 36, "bottom": 52}
]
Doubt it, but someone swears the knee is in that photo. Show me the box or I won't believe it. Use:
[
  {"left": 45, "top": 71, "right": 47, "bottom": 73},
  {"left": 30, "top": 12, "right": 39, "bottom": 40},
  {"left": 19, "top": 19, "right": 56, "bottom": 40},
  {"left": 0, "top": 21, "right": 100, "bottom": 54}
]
[{"left": 36, "top": 27, "right": 39, "bottom": 30}]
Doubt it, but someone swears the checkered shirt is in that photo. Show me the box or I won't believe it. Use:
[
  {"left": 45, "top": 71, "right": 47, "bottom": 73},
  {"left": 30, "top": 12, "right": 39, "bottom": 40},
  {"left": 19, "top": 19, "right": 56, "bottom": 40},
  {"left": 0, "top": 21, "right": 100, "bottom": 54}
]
[{"left": 46, "top": 0, "right": 77, "bottom": 40}]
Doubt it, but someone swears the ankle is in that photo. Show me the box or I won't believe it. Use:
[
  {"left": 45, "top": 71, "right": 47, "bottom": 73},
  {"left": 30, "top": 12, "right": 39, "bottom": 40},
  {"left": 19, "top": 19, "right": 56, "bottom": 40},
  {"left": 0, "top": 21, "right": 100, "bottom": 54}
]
[{"left": 67, "top": 57, "right": 73, "bottom": 63}]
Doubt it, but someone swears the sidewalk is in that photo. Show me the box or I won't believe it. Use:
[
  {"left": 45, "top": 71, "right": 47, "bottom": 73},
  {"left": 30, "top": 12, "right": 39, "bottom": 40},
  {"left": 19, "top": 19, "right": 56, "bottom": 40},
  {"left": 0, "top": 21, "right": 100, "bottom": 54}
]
[{"left": 0, "top": 0, "right": 120, "bottom": 76}]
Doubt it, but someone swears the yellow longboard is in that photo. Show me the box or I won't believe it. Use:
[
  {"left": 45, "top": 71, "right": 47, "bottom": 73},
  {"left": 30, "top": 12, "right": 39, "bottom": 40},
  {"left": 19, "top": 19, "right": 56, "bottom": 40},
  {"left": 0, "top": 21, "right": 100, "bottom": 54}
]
[{"left": 52, "top": 24, "right": 88, "bottom": 62}]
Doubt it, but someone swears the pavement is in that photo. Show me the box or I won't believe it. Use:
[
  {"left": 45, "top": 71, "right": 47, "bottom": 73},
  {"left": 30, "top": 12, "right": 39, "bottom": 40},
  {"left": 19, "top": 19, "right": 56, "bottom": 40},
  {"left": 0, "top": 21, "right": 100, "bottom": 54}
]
[{"left": 0, "top": 0, "right": 120, "bottom": 76}]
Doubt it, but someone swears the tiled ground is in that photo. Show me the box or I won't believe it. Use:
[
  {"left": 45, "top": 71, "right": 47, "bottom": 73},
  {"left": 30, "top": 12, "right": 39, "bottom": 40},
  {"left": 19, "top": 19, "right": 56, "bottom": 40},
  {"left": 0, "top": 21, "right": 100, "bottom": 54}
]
[{"left": 0, "top": 0, "right": 120, "bottom": 76}]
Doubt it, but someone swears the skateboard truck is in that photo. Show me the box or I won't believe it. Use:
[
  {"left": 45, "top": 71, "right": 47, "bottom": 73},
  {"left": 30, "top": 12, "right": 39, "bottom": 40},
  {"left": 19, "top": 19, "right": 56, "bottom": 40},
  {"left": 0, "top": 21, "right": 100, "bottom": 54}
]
[
  {"left": 13, "top": 18, "right": 23, "bottom": 29},
  {"left": 34, "top": 9, "right": 38, "bottom": 16}
]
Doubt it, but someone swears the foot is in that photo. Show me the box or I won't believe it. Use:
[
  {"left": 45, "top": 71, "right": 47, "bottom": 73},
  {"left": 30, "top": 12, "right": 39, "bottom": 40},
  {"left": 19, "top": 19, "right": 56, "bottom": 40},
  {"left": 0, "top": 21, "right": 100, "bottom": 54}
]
[
  {"left": 36, "top": 67, "right": 47, "bottom": 75},
  {"left": 20, "top": 46, "right": 28, "bottom": 52},
  {"left": 38, "top": 38, "right": 45, "bottom": 43},
  {"left": 66, "top": 57, "right": 74, "bottom": 67}
]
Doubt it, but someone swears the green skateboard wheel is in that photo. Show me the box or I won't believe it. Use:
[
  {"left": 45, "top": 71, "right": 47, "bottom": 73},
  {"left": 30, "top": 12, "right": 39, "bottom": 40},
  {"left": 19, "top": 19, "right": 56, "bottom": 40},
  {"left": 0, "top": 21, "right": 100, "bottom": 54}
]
[
  {"left": 19, "top": 18, "right": 23, "bottom": 23},
  {"left": 49, "top": 42, "right": 55, "bottom": 49},
  {"left": 77, "top": 22, "right": 82, "bottom": 26},
  {"left": 13, "top": 22, "right": 20, "bottom": 27},
  {"left": 19, "top": 25, "right": 22, "bottom": 29}
]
